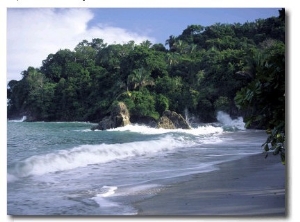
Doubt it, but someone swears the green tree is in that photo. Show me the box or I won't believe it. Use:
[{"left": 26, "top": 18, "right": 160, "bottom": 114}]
[
  {"left": 130, "top": 89, "right": 159, "bottom": 119},
  {"left": 22, "top": 68, "right": 56, "bottom": 120},
  {"left": 7, "top": 12, "right": 285, "bottom": 126},
  {"left": 140, "top": 40, "right": 152, "bottom": 48},
  {"left": 155, "top": 94, "right": 169, "bottom": 115},
  {"left": 165, "top": 35, "right": 177, "bottom": 51},
  {"left": 235, "top": 42, "right": 285, "bottom": 163},
  {"left": 7, "top": 78, "right": 30, "bottom": 117},
  {"left": 166, "top": 52, "right": 180, "bottom": 66},
  {"left": 155, "top": 76, "right": 183, "bottom": 112},
  {"left": 127, "top": 67, "right": 155, "bottom": 91}
]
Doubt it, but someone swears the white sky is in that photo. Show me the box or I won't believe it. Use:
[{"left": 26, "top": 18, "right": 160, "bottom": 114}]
[{"left": 7, "top": 8, "right": 155, "bottom": 82}]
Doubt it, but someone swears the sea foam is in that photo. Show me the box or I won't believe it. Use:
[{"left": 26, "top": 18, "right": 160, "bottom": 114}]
[
  {"left": 109, "top": 124, "right": 223, "bottom": 135},
  {"left": 7, "top": 173, "right": 19, "bottom": 183},
  {"left": 216, "top": 111, "right": 245, "bottom": 130},
  {"left": 8, "top": 116, "right": 27, "bottom": 122},
  {"left": 91, "top": 186, "right": 119, "bottom": 209},
  {"left": 8, "top": 135, "right": 190, "bottom": 178}
]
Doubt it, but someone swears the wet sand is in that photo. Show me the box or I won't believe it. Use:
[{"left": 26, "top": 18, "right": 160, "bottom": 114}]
[{"left": 134, "top": 153, "right": 286, "bottom": 216}]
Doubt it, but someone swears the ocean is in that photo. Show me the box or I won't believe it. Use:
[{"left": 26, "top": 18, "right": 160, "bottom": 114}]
[{"left": 7, "top": 111, "right": 267, "bottom": 215}]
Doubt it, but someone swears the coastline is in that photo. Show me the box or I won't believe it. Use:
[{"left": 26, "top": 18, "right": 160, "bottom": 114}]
[{"left": 133, "top": 153, "right": 286, "bottom": 216}]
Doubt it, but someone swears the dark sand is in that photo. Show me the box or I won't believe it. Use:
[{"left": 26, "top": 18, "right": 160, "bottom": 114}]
[{"left": 134, "top": 153, "right": 286, "bottom": 216}]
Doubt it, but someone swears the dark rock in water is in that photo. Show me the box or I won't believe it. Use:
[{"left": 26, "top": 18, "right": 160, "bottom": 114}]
[
  {"left": 157, "top": 110, "right": 191, "bottom": 129},
  {"left": 130, "top": 115, "right": 158, "bottom": 128},
  {"left": 91, "top": 106, "right": 191, "bottom": 130},
  {"left": 91, "top": 116, "right": 112, "bottom": 130},
  {"left": 157, "top": 116, "right": 176, "bottom": 129},
  {"left": 91, "top": 102, "right": 130, "bottom": 130}
]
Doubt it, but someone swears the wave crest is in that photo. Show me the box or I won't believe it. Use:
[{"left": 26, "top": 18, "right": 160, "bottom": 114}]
[
  {"left": 108, "top": 124, "right": 223, "bottom": 135},
  {"left": 8, "top": 136, "right": 189, "bottom": 178},
  {"left": 216, "top": 111, "right": 245, "bottom": 130}
]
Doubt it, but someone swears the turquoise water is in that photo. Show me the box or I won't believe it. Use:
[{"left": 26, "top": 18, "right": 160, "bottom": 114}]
[{"left": 7, "top": 113, "right": 267, "bottom": 215}]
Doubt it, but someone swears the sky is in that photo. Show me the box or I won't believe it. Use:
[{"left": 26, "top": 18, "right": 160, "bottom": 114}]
[{"left": 6, "top": 7, "right": 281, "bottom": 82}]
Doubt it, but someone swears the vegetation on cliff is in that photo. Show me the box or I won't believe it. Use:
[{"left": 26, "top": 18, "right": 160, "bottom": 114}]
[{"left": 7, "top": 10, "right": 285, "bottom": 160}]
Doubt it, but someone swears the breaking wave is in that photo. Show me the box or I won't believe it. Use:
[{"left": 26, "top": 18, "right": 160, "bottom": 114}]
[
  {"left": 8, "top": 135, "right": 192, "bottom": 178},
  {"left": 216, "top": 111, "right": 245, "bottom": 130},
  {"left": 8, "top": 116, "right": 27, "bottom": 122},
  {"left": 109, "top": 124, "right": 223, "bottom": 135}
]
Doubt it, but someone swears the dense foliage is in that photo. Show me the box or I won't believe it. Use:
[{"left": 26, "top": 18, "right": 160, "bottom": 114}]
[
  {"left": 7, "top": 12, "right": 285, "bottom": 147},
  {"left": 234, "top": 9, "right": 285, "bottom": 163}
]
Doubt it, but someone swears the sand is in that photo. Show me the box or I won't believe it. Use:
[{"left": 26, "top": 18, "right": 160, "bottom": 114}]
[{"left": 133, "top": 153, "right": 286, "bottom": 216}]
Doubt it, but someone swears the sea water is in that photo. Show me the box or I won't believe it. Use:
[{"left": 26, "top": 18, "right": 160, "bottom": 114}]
[{"left": 7, "top": 112, "right": 267, "bottom": 215}]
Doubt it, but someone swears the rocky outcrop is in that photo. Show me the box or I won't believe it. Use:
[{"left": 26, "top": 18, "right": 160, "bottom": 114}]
[
  {"left": 157, "top": 110, "right": 191, "bottom": 129},
  {"left": 130, "top": 115, "right": 158, "bottom": 128},
  {"left": 91, "top": 102, "right": 130, "bottom": 130},
  {"left": 91, "top": 105, "right": 191, "bottom": 130}
]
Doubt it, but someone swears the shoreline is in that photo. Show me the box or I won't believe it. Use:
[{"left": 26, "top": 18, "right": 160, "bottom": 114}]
[{"left": 133, "top": 153, "right": 286, "bottom": 216}]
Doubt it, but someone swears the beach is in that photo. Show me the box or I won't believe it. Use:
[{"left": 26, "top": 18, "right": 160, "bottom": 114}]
[
  {"left": 134, "top": 153, "right": 286, "bottom": 216},
  {"left": 7, "top": 122, "right": 285, "bottom": 216}
]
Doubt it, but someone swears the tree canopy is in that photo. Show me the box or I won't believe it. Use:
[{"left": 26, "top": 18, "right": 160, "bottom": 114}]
[{"left": 8, "top": 11, "right": 285, "bottom": 152}]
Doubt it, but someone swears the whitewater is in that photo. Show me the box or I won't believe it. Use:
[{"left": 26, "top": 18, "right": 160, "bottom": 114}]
[{"left": 7, "top": 111, "right": 267, "bottom": 215}]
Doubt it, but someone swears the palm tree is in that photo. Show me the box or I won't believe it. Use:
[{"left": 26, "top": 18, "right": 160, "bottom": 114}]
[
  {"left": 165, "top": 35, "right": 176, "bottom": 51},
  {"left": 127, "top": 67, "right": 155, "bottom": 91},
  {"left": 166, "top": 52, "right": 180, "bottom": 66},
  {"left": 140, "top": 40, "right": 152, "bottom": 48},
  {"left": 189, "top": 43, "right": 197, "bottom": 54},
  {"left": 236, "top": 50, "right": 265, "bottom": 80}
]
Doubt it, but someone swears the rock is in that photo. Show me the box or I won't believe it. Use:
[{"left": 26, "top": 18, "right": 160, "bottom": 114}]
[
  {"left": 157, "top": 116, "right": 176, "bottom": 129},
  {"left": 111, "top": 101, "right": 131, "bottom": 127},
  {"left": 130, "top": 115, "right": 158, "bottom": 128},
  {"left": 91, "top": 102, "right": 131, "bottom": 130},
  {"left": 157, "top": 110, "right": 191, "bottom": 129},
  {"left": 96, "top": 116, "right": 114, "bottom": 130}
]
